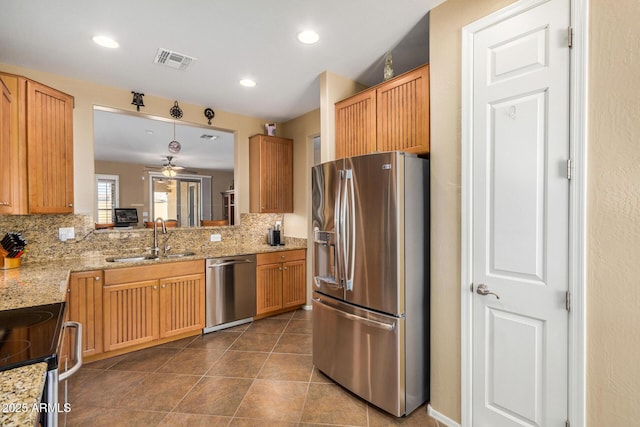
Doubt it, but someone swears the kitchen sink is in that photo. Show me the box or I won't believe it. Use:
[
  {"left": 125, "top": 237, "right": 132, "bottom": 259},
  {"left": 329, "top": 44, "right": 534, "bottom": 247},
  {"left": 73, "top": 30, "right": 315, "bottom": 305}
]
[
  {"left": 163, "top": 252, "right": 197, "bottom": 258},
  {"left": 106, "top": 252, "right": 197, "bottom": 262},
  {"left": 105, "top": 255, "right": 158, "bottom": 263}
]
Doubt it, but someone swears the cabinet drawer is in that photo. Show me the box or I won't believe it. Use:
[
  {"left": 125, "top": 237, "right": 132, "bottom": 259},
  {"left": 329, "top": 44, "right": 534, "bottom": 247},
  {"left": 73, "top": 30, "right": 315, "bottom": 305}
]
[
  {"left": 104, "top": 260, "right": 204, "bottom": 285},
  {"left": 256, "top": 249, "right": 306, "bottom": 266}
]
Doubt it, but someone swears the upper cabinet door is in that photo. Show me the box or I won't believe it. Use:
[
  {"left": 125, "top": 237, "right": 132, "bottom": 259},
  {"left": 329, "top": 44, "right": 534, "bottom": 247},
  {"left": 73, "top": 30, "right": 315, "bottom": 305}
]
[
  {"left": 376, "top": 65, "right": 429, "bottom": 155},
  {"left": 0, "top": 79, "right": 13, "bottom": 214},
  {"left": 249, "top": 134, "right": 293, "bottom": 213},
  {"left": 334, "top": 64, "right": 430, "bottom": 158},
  {"left": 335, "top": 90, "right": 377, "bottom": 159},
  {"left": 26, "top": 80, "right": 74, "bottom": 213}
]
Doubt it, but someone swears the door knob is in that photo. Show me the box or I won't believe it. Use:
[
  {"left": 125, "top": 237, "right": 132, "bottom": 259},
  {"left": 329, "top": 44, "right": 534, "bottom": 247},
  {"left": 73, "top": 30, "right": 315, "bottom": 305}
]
[{"left": 476, "top": 284, "right": 500, "bottom": 300}]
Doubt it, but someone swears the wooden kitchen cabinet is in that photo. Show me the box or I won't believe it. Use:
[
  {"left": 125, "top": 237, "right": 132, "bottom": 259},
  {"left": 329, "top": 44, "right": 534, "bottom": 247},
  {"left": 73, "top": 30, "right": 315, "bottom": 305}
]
[
  {"left": 249, "top": 134, "right": 293, "bottom": 213},
  {"left": 256, "top": 249, "right": 306, "bottom": 317},
  {"left": 103, "top": 279, "right": 159, "bottom": 351},
  {"left": 335, "top": 64, "right": 429, "bottom": 158},
  {"left": 67, "top": 270, "right": 104, "bottom": 358},
  {"left": 335, "top": 89, "right": 377, "bottom": 159},
  {"left": 103, "top": 260, "right": 205, "bottom": 352},
  {"left": 0, "top": 78, "right": 14, "bottom": 213},
  {"left": 0, "top": 72, "right": 74, "bottom": 214},
  {"left": 159, "top": 273, "right": 206, "bottom": 339}
]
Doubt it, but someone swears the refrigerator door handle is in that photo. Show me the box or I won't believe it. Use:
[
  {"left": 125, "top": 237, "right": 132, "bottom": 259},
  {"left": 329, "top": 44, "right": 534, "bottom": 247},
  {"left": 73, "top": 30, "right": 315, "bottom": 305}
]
[
  {"left": 335, "top": 169, "right": 345, "bottom": 284},
  {"left": 344, "top": 169, "right": 356, "bottom": 291},
  {"left": 312, "top": 297, "right": 395, "bottom": 331}
]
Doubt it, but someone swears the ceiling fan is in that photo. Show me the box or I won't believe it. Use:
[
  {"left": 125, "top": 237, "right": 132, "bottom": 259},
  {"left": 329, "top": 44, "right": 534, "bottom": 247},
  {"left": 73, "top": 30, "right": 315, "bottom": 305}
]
[{"left": 145, "top": 156, "right": 197, "bottom": 176}]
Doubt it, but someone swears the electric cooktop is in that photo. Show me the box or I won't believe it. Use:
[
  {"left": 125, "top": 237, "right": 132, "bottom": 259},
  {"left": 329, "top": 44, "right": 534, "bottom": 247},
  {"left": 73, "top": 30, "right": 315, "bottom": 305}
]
[{"left": 0, "top": 302, "right": 66, "bottom": 372}]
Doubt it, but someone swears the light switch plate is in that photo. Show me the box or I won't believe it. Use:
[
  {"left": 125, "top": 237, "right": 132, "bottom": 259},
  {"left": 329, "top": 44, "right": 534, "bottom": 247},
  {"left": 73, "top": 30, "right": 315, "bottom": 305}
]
[
  {"left": 58, "top": 227, "right": 75, "bottom": 242},
  {"left": 210, "top": 234, "right": 222, "bottom": 242}
]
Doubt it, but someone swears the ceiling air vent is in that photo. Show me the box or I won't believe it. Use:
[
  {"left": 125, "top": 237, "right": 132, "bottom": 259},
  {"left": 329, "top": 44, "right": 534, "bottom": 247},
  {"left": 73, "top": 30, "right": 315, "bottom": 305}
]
[{"left": 153, "top": 48, "right": 196, "bottom": 71}]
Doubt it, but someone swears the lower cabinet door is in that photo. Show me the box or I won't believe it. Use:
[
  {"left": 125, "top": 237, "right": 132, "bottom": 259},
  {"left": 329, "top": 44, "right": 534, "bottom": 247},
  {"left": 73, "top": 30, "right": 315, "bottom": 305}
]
[
  {"left": 159, "top": 273, "right": 205, "bottom": 338},
  {"left": 282, "top": 259, "right": 306, "bottom": 308},
  {"left": 67, "top": 271, "right": 103, "bottom": 357},
  {"left": 103, "top": 280, "right": 159, "bottom": 351},
  {"left": 256, "top": 264, "right": 283, "bottom": 315}
]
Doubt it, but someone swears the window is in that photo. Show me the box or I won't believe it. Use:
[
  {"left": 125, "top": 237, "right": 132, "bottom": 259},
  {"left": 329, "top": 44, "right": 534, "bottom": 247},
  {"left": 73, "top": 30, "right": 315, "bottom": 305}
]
[{"left": 95, "top": 174, "right": 119, "bottom": 224}]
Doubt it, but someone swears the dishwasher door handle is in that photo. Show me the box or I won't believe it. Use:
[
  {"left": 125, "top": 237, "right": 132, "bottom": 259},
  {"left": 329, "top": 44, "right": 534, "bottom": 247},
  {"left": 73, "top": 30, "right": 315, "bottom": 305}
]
[
  {"left": 59, "top": 321, "right": 83, "bottom": 382},
  {"left": 208, "top": 259, "right": 255, "bottom": 268}
]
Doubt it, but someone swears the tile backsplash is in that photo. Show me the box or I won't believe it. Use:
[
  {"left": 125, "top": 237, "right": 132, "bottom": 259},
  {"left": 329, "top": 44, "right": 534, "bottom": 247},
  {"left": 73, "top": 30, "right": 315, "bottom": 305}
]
[{"left": 0, "top": 213, "right": 301, "bottom": 263}]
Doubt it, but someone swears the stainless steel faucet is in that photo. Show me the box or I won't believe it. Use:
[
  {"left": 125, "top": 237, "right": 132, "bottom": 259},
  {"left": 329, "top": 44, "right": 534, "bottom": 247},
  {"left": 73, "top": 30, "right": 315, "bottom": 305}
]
[{"left": 153, "top": 217, "right": 167, "bottom": 257}]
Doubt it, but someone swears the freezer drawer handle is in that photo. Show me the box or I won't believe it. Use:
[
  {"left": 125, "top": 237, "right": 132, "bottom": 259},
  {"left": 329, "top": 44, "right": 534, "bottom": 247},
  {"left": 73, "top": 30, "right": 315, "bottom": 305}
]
[
  {"left": 208, "top": 259, "right": 255, "bottom": 268},
  {"left": 59, "top": 321, "right": 83, "bottom": 382},
  {"left": 313, "top": 298, "right": 395, "bottom": 331}
]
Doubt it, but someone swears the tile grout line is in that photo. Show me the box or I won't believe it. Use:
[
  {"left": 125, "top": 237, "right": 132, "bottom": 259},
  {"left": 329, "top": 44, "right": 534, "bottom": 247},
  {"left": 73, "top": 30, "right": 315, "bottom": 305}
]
[
  {"left": 227, "top": 312, "right": 296, "bottom": 424},
  {"left": 161, "top": 328, "right": 245, "bottom": 421}
]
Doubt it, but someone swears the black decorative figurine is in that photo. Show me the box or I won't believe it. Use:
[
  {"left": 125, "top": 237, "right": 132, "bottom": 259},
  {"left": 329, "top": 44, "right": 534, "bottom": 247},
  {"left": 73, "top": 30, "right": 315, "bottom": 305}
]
[
  {"left": 204, "top": 108, "right": 215, "bottom": 125},
  {"left": 131, "top": 91, "right": 145, "bottom": 111}
]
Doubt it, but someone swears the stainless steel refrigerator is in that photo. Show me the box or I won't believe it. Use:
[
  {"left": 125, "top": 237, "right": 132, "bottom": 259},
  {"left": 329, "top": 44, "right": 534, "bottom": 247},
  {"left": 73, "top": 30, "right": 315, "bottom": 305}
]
[{"left": 311, "top": 151, "right": 429, "bottom": 417}]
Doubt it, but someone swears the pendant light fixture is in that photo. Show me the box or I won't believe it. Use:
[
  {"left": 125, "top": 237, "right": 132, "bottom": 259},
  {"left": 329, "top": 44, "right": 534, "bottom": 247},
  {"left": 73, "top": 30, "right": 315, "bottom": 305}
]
[{"left": 168, "top": 121, "right": 181, "bottom": 154}]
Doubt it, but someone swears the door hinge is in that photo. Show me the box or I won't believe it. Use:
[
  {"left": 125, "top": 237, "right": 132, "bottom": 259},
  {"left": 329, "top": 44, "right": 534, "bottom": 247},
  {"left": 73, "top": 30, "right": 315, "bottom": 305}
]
[
  {"left": 568, "top": 26, "right": 574, "bottom": 48},
  {"left": 566, "top": 291, "right": 571, "bottom": 312},
  {"left": 567, "top": 159, "right": 572, "bottom": 180}
]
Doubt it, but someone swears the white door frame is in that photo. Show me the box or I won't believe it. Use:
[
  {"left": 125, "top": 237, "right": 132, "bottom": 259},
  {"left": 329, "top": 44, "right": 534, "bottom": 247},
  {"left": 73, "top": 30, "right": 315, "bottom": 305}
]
[{"left": 460, "top": 0, "right": 588, "bottom": 426}]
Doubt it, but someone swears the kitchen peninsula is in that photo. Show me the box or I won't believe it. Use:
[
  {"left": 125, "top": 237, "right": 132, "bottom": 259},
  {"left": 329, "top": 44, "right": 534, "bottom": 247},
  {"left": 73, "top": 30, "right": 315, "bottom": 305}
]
[{"left": 0, "top": 213, "right": 306, "bottom": 427}]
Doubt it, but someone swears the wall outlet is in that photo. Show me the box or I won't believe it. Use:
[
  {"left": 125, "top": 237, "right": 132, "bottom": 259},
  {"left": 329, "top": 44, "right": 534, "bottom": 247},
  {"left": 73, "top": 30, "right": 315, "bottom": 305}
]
[
  {"left": 58, "top": 227, "right": 75, "bottom": 242},
  {"left": 210, "top": 234, "right": 222, "bottom": 242},
  {"left": 275, "top": 220, "right": 282, "bottom": 229}
]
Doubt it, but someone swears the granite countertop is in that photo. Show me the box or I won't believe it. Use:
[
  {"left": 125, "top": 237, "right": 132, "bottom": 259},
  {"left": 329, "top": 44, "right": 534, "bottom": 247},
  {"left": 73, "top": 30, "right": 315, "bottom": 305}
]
[
  {"left": 0, "top": 362, "right": 48, "bottom": 427},
  {"left": 0, "top": 242, "right": 306, "bottom": 312},
  {"left": 0, "top": 242, "right": 306, "bottom": 426}
]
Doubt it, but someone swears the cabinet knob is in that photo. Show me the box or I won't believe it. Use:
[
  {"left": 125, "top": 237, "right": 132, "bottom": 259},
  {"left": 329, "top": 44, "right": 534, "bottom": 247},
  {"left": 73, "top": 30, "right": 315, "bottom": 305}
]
[
  {"left": 283, "top": 267, "right": 288, "bottom": 270},
  {"left": 279, "top": 267, "right": 283, "bottom": 271},
  {"left": 153, "top": 285, "right": 157, "bottom": 289},
  {"left": 281, "top": 255, "right": 285, "bottom": 259},
  {"left": 68, "top": 203, "right": 73, "bottom": 207},
  {"left": 162, "top": 284, "right": 166, "bottom": 288},
  {"left": 95, "top": 276, "right": 100, "bottom": 281}
]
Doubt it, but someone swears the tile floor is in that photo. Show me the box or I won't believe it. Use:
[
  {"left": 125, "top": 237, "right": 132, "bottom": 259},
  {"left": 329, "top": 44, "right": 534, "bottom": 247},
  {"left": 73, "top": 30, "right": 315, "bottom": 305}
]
[{"left": 59, "top": 309, "right": 439, "bottom": 426}]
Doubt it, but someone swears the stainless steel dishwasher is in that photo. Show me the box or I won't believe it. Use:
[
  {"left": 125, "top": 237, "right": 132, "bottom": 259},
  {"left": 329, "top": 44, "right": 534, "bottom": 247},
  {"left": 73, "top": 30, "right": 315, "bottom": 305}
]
[{"left": 204, "top": 254, "right": 257, "bottom": 333}]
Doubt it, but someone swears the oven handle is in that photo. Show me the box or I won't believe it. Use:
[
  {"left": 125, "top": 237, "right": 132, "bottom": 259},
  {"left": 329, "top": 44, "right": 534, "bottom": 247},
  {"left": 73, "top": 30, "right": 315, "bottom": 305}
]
[{"left": 59, "top": 321, "right": 83, "bottom": 382}]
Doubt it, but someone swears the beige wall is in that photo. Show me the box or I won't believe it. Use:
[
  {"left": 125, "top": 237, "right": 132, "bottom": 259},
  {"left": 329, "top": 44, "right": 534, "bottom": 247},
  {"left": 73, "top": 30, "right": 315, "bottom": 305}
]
[
  {"left": 0, "top": 63, "right": 267, "bottom": 219},
  {"left": 587, "top": 0, "right": 640, "bottom": 425},
  {"left": 281, "top": 108, "right": 320, "bottom": 238},
  {"left": 429, "top": 0, "right": 517, "bottom": 421},
  {"left": 431, "top": 0, "right": 640, "bottom": 425}
]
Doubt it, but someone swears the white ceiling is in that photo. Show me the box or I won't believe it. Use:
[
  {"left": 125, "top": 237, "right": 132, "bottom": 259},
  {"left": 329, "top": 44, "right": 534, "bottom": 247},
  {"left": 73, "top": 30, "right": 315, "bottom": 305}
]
[
  {"left": 0, "top": 0, "right": 443, "bottom": 170},
  {"left": 93, "top": 108, "right": 235, "bottom": 171}
]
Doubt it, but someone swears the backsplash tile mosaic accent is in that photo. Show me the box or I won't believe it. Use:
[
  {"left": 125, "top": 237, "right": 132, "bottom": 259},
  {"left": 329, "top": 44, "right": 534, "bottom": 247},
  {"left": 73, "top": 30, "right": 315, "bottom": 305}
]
[{"left": 0, "top": 213, "right": 299, "bottom": 263}]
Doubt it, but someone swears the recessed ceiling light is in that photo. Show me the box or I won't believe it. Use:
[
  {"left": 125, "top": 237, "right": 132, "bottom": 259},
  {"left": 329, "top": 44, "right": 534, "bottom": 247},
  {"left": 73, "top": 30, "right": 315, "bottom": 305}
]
[
  {"left": 297, "top": 30, "right": 319, "bottom": 44},
  {"left": 145, "top": 130, "right": 154, "bottom": 135},
  {"left": 92, "top": 35, "right": 119, "bottom": 49},
  {"left": 240, "top": 79, "right": 256, "bottom": 88}
]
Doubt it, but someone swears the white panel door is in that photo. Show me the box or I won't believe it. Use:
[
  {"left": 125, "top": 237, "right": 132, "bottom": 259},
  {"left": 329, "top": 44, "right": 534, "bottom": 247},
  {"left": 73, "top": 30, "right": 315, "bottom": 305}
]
[{"left": 471, "top": 0, "right": 570, "bottom": 426}]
